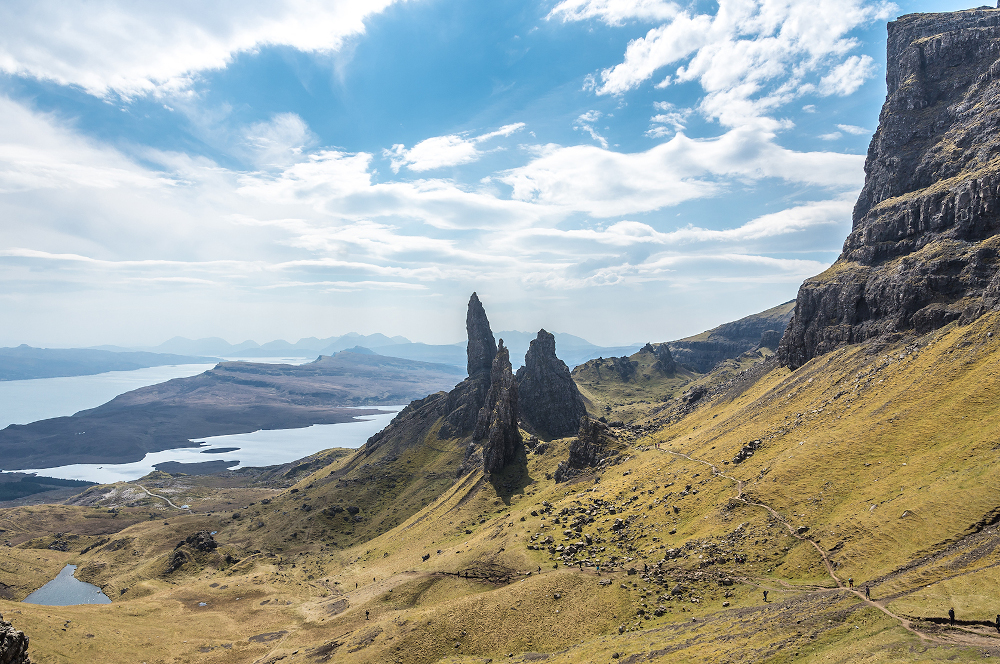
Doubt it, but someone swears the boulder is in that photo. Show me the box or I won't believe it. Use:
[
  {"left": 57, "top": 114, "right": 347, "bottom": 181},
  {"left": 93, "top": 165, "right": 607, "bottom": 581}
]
[
  {"left": 515, "top": 330, "right": 587, "bottom": 439},
  {"left": 0, "top": 614, "right": 31, "bottom": 664}
]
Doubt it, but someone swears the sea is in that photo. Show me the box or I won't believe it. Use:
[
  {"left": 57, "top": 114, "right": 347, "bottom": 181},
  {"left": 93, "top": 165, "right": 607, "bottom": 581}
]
[{"left": 1, "top": 357, "right": 402, "bottom": 484}]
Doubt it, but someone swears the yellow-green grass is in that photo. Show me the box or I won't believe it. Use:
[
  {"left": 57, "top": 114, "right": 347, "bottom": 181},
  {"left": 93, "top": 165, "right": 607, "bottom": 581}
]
[{"left": 8, "top": 313, "right": 1000, "bottom": 661}]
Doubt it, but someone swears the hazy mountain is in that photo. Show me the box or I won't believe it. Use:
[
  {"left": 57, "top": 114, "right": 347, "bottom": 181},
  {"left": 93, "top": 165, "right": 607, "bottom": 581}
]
[
  {"left": 0, "top": 346, "right": 220, "bottom": 381},
  {"left": 151, "top": 336, "right": 260, "bottom": 356}
]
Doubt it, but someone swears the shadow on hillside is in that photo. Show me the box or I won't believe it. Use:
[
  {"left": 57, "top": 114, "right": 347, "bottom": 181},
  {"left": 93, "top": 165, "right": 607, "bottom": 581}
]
[{"left": 489, "top": 451, "right": 533, "bottom": 505}]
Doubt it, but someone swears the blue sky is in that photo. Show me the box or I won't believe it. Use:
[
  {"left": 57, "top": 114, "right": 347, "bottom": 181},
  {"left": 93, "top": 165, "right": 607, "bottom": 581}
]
[{"left": 0, "top": 0, "right": 975, "bottom": 347}]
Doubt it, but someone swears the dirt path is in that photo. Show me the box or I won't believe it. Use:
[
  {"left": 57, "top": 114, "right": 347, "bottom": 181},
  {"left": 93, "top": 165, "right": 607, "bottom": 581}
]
[
  {"left": 659, "top": 448, "right": 1000, "bottom": 649},
  {"left": 136, "top": 484, "right": 189, "bottom": 511}
]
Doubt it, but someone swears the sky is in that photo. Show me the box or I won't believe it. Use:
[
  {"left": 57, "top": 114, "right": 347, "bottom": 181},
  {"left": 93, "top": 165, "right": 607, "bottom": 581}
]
[{"left": 0, "top": 0, "right": 975, "bottom": 348}]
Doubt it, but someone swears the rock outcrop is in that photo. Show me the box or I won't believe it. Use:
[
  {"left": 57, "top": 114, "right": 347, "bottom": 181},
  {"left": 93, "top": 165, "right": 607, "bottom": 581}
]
[
  {"left": 466, "top": 292, "right": 497, "bottom": 378},
  {"left": 670, "top": 301, "right": 794, "bottom": 373},
  {"left": 435, "top": 294, "right": 499, "bottom": 438},
  {"left": 779, "top": 8, "right": 1000, "bottom": 368},
  {"left": 640, "top": 342, "right": 676, "bottom": 375},
  {"left": 515, "top": 330, "right": 587, "bottom": 439},
  {"left": 473, "top": 340, "right": 523, "bottom": 474},
  {"left": 0, "top": 614, "right": 32, "bottom": 664},
  {"left": 554, "top": 416, "right": 618, "bottom": 482}
]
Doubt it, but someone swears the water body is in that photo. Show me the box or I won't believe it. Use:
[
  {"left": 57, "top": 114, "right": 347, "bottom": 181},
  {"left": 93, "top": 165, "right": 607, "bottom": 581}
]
[
  {"left": 23, "top": 565, "right": 111, "bottom": 606},
  {"left": 0, "top": 356, "right": 311, "bottom": 428},
  {"left": 24, "top": 406, "right": 405, "bottom": 484}
]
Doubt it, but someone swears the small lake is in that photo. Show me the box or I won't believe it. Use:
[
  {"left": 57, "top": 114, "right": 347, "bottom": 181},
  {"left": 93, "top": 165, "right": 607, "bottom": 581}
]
[
  {"left": 22, "top": 405, "right": 405, "bottom": 484},
  {"left": 23, "top": 565, "right": 111, "bottom": 606},
  {"left": 0, "top": 356, "right": 313, "bottom": 429}
]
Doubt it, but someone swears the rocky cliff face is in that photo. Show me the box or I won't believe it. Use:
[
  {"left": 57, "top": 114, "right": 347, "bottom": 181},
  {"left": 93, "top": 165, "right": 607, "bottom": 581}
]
[
  {"left": 672, "top": 301, "right": 794, "bottom": 373},
  {"left": 0, "top": 614, "right": 31, "bottom": 664},
  {"left": 641, "top": 342, "right": 676, "bottom": 375},
  {"left": 515, "top": 330, "right": 588, "bottom": 439},
  {"left": 473, "top": 340, "right": 523, "bottom": 474},
  {"left": 554, "top": 416, "right": 618, "bottom": 483},
  {"left": 436, "top": 294, "right": 498, "bottom": 439},
  {"left": 466, "top": 292, "right": 497, "bottom": 378},
  {"left": 779, "top": 8, "right": 1000, "bottom": 368}
]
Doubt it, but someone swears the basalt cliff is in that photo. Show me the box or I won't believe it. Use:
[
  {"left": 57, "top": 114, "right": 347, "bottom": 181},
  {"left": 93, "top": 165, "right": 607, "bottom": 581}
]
[{"left": 779, "top": 7, "right": 1000, "bottom": 368}]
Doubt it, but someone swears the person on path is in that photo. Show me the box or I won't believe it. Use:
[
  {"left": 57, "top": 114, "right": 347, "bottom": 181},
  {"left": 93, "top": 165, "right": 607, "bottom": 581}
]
[
  {"left": 763, "top": 590, "right": 768, "bottom": 602},
  {"left": 864, "top": 586, "right": 870, "bottom": 600},
  {"left": 538, "top": 566, "right": 541, "bottom": 574},
  {"left": 848, "top": 577, "right": 853, "bottom": 589},
  {"left": 597, "top": 565, "right": 601, "bottom": 575},
  {"left": 949, "top": 607, "right": 955, "bottom": 625},
  {"left": 365, "top": 610, "right": 370, "bottom": 620},
  {"left": 995, "top": 614, "right": 999, "bottom": 634}
]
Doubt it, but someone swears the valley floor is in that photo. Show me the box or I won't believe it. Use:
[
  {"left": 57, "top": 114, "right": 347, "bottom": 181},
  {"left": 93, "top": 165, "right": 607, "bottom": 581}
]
[{"left": 5, "top": 314, "right": 1000, "bottom": 662}]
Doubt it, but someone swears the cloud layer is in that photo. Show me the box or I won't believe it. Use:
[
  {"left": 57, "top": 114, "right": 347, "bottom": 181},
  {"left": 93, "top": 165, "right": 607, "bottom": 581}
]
[{"left": 0, "top": 0, "right": 401, "bottom": 97}]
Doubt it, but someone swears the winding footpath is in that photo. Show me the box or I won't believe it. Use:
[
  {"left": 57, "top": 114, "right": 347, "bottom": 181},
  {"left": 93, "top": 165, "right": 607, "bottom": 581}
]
[
  {"left": 660, "top": 447, "right": 1000, "bottom": 649},
  {"left": 136, "top": 484, "right": 189, "bottom": 511}
]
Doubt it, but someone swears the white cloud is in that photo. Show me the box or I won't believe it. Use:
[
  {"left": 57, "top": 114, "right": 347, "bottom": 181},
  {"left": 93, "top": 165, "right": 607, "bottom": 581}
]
[
  {"left": 500, "top": 128, "right": 863, "bottom": 217},
  {"left": 836, "top": 123, "right": 869, "bottom": 135},
  {"left": 647, "top": 102, "right": 692, "bottom": 138},
  {"left": 0, "top": 0, "right": 402, "bottom": 98},
  {"left": 385, "top": 123, "right": 525, "bottom": 173},
  {"left": 573, "top": 0, "right": 893, "bottom": 128},
  {"left": 573, "top": 111, "right": 609, "bottom": 148},
  {"left": 243, "top": 113, "right": 317, "bottom": 168},
  {"left": 547, "top": 0, "right": 681, "bottom": 25},
  {"left": 819, "top": 132, "right": 842, "bottom": 140},
  {"left": 819, "top": 55, "right": 877, "bottom": 96},
  {"left": 0, "top": 95, "right": 859, "bottom": 348}
]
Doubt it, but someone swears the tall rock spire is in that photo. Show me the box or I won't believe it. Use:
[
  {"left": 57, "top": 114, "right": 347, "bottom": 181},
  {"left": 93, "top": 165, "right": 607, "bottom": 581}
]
[
  {"left": 466, "top": 292, "right": 497, "bottom": 378},
  {"left": 473, "top": 339, "right": 522, "bottom": 474},
  {"left": 515, "top": 329, "right": 587, "bottom": 439}
]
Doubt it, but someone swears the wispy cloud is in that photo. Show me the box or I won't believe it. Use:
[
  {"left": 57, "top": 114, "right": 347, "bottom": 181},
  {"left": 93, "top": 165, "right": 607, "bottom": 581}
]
[
  {"left": 0, "top": 0, "right": 404, "bottom": 98},
  {"left": 548, "top": 0, "right": 680, "bottom": 25},
  {"left": 573, "top": 111, "right": 609, "bottom": 148},
  {"left": 571, "top": 0, "right": 894, "bottom": 128},
  {"left": 385, "top": 123, "right": 526, "bottom": 172}
]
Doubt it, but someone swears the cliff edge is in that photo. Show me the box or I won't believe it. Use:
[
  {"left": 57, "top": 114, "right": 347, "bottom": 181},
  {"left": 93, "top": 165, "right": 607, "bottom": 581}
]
[{"left": 779, "top": 7, "right": 1000, "bottom": 368}]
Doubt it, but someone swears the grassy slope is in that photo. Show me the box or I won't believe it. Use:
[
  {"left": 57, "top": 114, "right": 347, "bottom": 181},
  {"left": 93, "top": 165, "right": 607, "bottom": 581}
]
[
  {"left": 572, "top": 348, "right": 697, "bottom": 422},
  {"left": 5, "top": 313, "right": 1000, "bottom": 662}
]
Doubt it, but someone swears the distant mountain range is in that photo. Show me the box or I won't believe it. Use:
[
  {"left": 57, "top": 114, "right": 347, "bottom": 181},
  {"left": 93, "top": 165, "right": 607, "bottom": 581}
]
[{"left": 94, "top": 331, "right": 644, "bottom": 370}]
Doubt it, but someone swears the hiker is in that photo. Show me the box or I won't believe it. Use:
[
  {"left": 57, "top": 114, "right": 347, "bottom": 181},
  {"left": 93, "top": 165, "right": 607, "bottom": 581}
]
[
  {"left": 365, "top": 610, "right": 369, "bottom": 620},
  {"left": 763, "top": 590, "right": 768, "bottom": 602},
  {"left": 579, "top": 562, "right": 583, "bottom": 570},
  {"left": 864, "top": 586, "right": 870, "bottom": 600},
  {"left": 644, "top": 564, "right": 648, "bottom": 574},
  {"left": 537, "top": 566, "right": 541, "bottom": 574},
  {"left": 995, "top": 614, "right": 999, "bottom": 634},
  {"left": 949, "top": 608, "right": 955, "bottom": 625},
  {"left": 597, "top": 565, "right": 601, "bottom": 575},
  {"left": 848, "top": 577, "right": 853, "bottom": 589}
]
